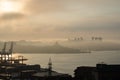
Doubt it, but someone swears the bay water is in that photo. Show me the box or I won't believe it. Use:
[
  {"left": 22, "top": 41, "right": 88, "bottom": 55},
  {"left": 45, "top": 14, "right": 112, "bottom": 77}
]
[{"left": 14, "top": 51, "right": 120, "bottom": 76}]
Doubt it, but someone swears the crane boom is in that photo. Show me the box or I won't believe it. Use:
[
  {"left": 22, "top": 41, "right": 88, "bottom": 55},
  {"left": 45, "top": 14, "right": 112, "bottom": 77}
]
[
  {"left": 9, "top": 42, "right": 13, "bottom": 54},
  {"left": 2, "top": 42, "right": 7, "bottom": 54}
]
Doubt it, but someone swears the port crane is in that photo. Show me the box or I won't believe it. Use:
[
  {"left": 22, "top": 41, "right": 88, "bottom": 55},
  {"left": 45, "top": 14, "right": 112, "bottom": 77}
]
[{"left": 0, "top": 42, "right": 27, "bottom": 64}]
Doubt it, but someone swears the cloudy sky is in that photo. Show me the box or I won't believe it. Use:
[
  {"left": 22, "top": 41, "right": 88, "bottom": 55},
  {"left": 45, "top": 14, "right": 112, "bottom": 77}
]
[{"left": 0, "top": 0, "right": 120, "bottom": 40}]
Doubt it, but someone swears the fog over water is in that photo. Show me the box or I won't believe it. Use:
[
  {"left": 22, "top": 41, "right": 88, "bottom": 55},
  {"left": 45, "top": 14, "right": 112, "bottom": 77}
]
[{"left": 0, "top": 0, "right": 120, "bottom": 77}]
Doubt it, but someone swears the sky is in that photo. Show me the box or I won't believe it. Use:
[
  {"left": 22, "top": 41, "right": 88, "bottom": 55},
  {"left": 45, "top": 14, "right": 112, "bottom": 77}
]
[{"left": 0, "top": 0, "right": 120, "bottom": 40}]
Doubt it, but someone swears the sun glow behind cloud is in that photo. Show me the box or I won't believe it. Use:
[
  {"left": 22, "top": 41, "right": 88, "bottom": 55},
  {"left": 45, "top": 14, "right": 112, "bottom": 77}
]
[{"left": 0, "top": 0, "right": 24, "bottom": 14}]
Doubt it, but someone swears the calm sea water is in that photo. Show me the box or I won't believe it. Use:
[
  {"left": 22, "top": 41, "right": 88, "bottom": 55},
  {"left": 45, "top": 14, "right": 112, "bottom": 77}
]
[{"left": 14, "top": 51, "right": 120, "bottom": 76}]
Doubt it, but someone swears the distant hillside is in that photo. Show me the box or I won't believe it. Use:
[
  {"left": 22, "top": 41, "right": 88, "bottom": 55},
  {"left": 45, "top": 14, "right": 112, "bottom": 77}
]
[
  {"left": 60, "top": 40, "right": 120, "bottom": 51},
  {"left": 0, "top": 40, "right": 120, "bottom": 53},
  {"left": 13, "top": 44, "right": 82, "bottom": 53}
]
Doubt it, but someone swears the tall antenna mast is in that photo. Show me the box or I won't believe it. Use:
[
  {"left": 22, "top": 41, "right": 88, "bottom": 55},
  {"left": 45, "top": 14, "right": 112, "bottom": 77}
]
[{"left": 48, "top": 58, "right": 52, "bottom": 76}]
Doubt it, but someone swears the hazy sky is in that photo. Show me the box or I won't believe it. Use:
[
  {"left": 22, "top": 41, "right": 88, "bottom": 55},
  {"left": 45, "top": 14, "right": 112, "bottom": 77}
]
[{"left": 0, "top": 0, "right": 120, "bottom": 40}]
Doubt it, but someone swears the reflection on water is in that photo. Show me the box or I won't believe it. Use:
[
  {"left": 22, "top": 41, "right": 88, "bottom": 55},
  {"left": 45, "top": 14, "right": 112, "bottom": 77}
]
[{"left": 14, "top": 51, "right": 120, "bottom": 75}]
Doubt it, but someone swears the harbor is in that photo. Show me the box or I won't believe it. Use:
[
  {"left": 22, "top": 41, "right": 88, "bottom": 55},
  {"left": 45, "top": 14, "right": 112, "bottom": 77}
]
[
  {"left": 0, "top": 0, "right": 119, "bottom": 79},
  {"left": 0, "top": 42, "right": 71, "bottom": 80},
  {"left": 0, "top": 42, "right": 120, "bottom": 80}
]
